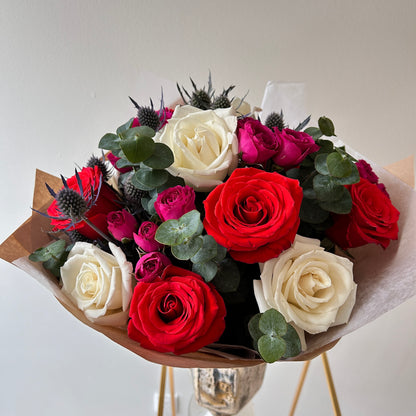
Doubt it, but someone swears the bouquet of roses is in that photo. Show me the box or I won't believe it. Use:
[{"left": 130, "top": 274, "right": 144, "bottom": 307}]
[{"left": 1, "top": 75, "right": 411, "bottom": 367}]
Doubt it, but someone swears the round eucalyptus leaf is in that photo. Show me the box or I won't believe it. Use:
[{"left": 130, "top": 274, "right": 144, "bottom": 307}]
[
  {"left": 172, "top": 236, "right": 203, "bottom": 260},
  {"left": 134, "top": 168, "right": 169, "bottom": 188},
  {"left": 258, "top": 334, "right": 286, "bottom": 363},
  {"left": 99, "top": 133, "right": 120, "bottom": 151},
  {"left": 143, "top": 142, "right": 174, "bottom": 169},
  {"left": 116, "top": 118, "right": 134, "bottom": 136},
  {"left": 282, "top": 325, "right": 302, "bottom": 358},
  {"left": 327, "top": 152, "right": 351, "bottom": 178},
  {"left": 259, "top": 309, "right": 287, "bottom": 337},
  {"left": 120, "top": 135, "right": 155, "bottom": 164},
  {"left": 191, "top": 235, "right": 218, "bottom": 263},
  {"left": 212, "top": 258, "right": 240, "bottom": 293},
  {"left": 248, "top": 313, "right": 263, "bottom": 349},
  {"left": 314, "top": 153, "right": 330, "bottom": 175},
  {"left": 318, "top": 116, "right": 335, "bottom": 137},
  {"left": 192, "top": 260, "right": 218, "bottom": 282},
  {"left": 304, "top": 126, "right": 323, "bottom": 140}
]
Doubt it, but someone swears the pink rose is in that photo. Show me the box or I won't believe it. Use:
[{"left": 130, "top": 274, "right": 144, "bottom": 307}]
[
  {"left": 273, "top": 128, "right": 320, "bottom": 169},
  {"left": 134, "top": 221, "right": 163, "bottom": 252},
  {"left": 154, "top": 185, "right": 196, "bottom": 222},
  {"left": 134, "top": 252, "right": 171, "bottom": 283},
  {"left": 107, "top": 209, "right": 138, "bottom": 241},
  {"left": 236, "top": 118, "right": 279, "bottom": 164}
]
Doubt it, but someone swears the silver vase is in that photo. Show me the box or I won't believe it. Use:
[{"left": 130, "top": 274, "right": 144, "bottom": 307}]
[{"left": 190, "top": 364, "right": 267, "bottom": 416}]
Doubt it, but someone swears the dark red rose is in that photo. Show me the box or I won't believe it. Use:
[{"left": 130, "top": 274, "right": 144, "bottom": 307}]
[
  {"left": 236, "top": 118, "right": 279, "bottom": 164},
  {"left": 356, "top": 159, "right": 389, "bottom": 197},
  {"left": 128, "top": 265, "right": 226, "bottom": 354},
  {"left": 326, "top": 178, "right": 399, "bottom": 249},
  {"left": 273, "top": 128, "right": 319, "bottom": 169},
  {"left": 47, "top": 166, "right": 121, "bottom": 240},
  {"left": 203, "top": 167, "right": 303, "bottom": 263}
]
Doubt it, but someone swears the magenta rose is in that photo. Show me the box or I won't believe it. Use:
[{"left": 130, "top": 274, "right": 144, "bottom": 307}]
[
  {"left": 236, "top": 118, "right": 279, "bottom": 164},
  {"left": 134, "top": 221, "right": 163, "bottom": 252},
  {"left": 273, "top": 128, "right": 320, "bottom": 168},
  {"left": 107, "top": 209, "right": 138, "bottom": 241},
  {"left": 134, "top": 252, "right": 171, "bottom": 283},
  {"left": 154, "top": 185, "right": 196, "bottom": 222},
  {"left": 356, "top": 159, "right": 389, "bottom": 197}
]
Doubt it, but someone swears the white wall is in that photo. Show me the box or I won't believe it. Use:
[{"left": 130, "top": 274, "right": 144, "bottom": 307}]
[{"left": 1, "top": 1, "right": 415, "bottom": 415}]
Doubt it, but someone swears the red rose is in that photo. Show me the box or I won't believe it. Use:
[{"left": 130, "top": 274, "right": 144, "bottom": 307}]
[
  {"left": 203, "top": 167, "right": 303, "bottom": 263},
  {"left": 273, "top": 128, "right": 319, "bottom": 169},
  {"left": 326, "top": 178, "right": 399, "bottom": 249},
  {"left": 47, "top": 166, "right": 121, "bottom": 240},
  {"left": 128, "top": 265, "right": 226, "bottom": 354}
]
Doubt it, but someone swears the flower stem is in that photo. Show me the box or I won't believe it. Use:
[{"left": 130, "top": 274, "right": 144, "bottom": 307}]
[{"left": 83, "top": 218, "right": 118, "bottom": 245}]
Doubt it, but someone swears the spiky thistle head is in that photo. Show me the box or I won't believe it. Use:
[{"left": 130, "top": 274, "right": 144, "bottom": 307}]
[
  {"left": 177, "top": 72, "right": 215, "bottom": 110},
  {"left": 123, "top": 175, "right": 146, "bottom": 203},
  {"left": 211, "top": 85, "right": 235, "bottom": 109},
  {"left": 55, "top": 188, "right": 88, "bottom": 221},
  {"left": 129, "top": 96, "right": 161, "bottom": 131},
  {"left": 87, "top": 154, "right": 111, "bottom": 181},
  {"left": 265, "top": 111, "right": 286, "bottom": 131}
]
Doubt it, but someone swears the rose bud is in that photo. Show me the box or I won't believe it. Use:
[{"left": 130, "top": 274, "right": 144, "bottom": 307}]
[
  {"left": 134, "top": 252, "right": 171, "bottom": 283},
  {"left": 134, "top": 221, "right": 163, "bottom": 252},
  {"left": 107, "top": 209, "right": 138, "bottom": 241},
  {"left": 154, "top": 185, "right": 196, "bottom": 222}
]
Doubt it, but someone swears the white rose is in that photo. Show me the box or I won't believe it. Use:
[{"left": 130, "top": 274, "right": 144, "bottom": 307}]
[
  {"left": 253, "top": 235, "right": 356, "bottom": 336},
  {"left": 154, "top": 105, "right": 238, "bottom": 192},
  {"left": 61, "top": 242, "right": 133, "bottom": 326}
]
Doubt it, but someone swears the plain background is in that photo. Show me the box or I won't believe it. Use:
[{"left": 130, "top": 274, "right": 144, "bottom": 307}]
[{"left": 1, "top": 1, "right": 415, "bottom": 415}]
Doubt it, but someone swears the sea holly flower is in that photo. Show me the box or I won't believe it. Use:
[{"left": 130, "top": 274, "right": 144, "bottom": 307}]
[{"left": 45, "top": 166, "right": 122, "bottom": 240}]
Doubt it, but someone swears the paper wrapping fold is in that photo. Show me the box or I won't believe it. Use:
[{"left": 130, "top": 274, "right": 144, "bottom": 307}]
[{"left": 0, "top": 157, "right": 415, "bottom": 368}]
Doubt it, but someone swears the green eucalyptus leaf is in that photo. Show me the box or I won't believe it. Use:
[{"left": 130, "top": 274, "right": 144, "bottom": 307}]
[
  {"left": 191, "top": 235, "right": 218, "bottom": 263},
  {"left": 172, "top": 236, "right": 203, "bottom": 260},
  {"left": 313, "top": 174, "right": 348, "bottom": 202},
  {"left": 314, "top": 153, "right": 330, "bottom": 175},
  {"left": 29, "top": 240, "right": 67, "bottom": 262},
  {"left": 116, "top": 118, "right": 134, "bottom": 136},
  {"left": 258, "top": 334, "right": 286, "bottom": 363},
  {"left": 133, "top": 168, "right": 169, "bottom": 189},
  {"left": 156, "top": 173, "right": 186, "bottom": 192},
  {"left": 300, "top": 198, "right": 330, "bottom": 224},
  {"left": 315, "top": 139, "right": 334, "bottom": 154},
  {"left": 318, "top": 189, "right": 352, "bottom": 214},
  {"left": 327, "top": 152, "right": 351, "bottom": 178},
  {"left": 212, "top": 258, "right": 240, "bottom": 293},
  {"left": 304, "top": 127, "right": 323, "bottom": 140},
  {"left": 318, "top": 116, "right": 336, "bottom": 137},
  {"left": 282, "top": 325, "right": 302, "bottom": 358},
  {"left": 98, "top": 133, "right": 120, "bottom": 151},
  {"left": 155, "top": 220, "right": 185, "bottom": 245},
  {"left": 214, "top": 244, "right": 227, "bottom": 262},
  {"left": 192, "top": 260, "right": 218, "bottom": 282},
  {"left": 331, "top": 162, "right": 360, "bottom": 185},
  {"left": 248, "top": 313, "right": 263, "bottom": 349},
  {"left": 120, "top": 134, "right": 155, "bottom": 164},
  {"left": 130, "top": 170, "right": 155, "bottom": 191},
  {"left": 259, "top": 309, "right": 287, "bottom": 337},
  {"left": 178, "top": 210, "right": 202, "bottom": 238},
  {"left": 143, "top": 143, "right": 174, "bottom": 169},
  {"left": 302, "top": 188, "right": 317, "bottom": 200}
]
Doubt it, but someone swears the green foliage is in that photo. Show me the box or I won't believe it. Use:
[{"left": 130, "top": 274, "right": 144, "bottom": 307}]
[
  {"left": 29, "top": 240, "right": 72, "bottom": 278},
  {"left": 248, "top": 309, "right": 301, "bottom": 363},
  {"left": 318, "top": 116, "right": 336, "bottom": 136}
]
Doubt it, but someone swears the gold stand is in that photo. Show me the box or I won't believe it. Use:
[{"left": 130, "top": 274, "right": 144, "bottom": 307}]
[
  {"left": 289, "top": 352, "right": 341, "bottom": 416},
  {"left": 157, "top": 352, "right": 341, "bottom": 416}
]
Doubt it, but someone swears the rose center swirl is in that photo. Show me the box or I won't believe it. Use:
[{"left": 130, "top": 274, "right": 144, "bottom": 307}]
[
  {"left": 234, "top": 196, "right": 267, "bottom": 225},
  {"left": 158, "top": 294, "right": 184, "bottom": 322}
]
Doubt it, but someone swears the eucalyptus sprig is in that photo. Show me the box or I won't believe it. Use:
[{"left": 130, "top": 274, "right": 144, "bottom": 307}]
[{"left": 248, "top": 309, "right": 301, "bottom": 363}]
